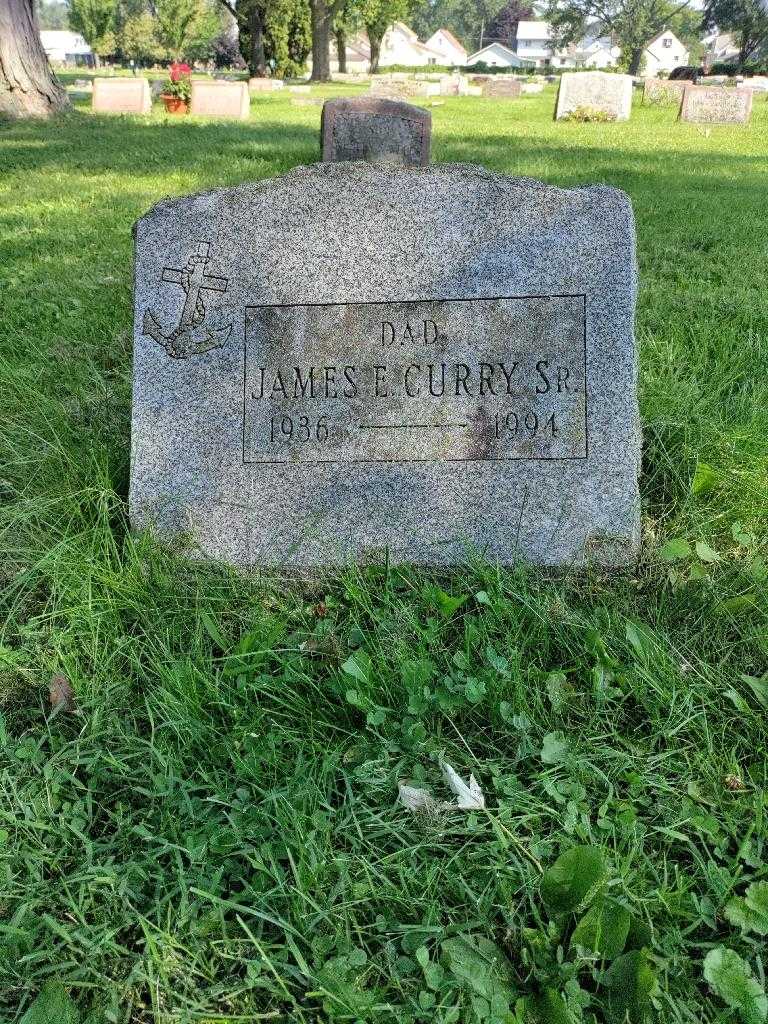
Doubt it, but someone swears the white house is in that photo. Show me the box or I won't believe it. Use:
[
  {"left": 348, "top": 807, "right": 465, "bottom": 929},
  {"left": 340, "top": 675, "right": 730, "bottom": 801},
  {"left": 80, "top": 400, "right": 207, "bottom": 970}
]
[
  {"left": 643, "top": 29, "right": 689, "bottom": 76},
  {"left": 40, "top": 30, "right": 92, "bottom": 66},
  {"left": 330, "top": 35, "right": 371, "bottom": 74},
  {"left": 578, "top": 38, "right": 621, "bottom": 68},
  {"left": 516, "top": 21, "right": 558, "bottom": 66},
  {"left": 465, "top": 42, "right": 532, "bottom": 69},
  {"left": 425, "top": 29, "right": 468, "bottom": 66},
  {"left": 514, "top": 21, "right": 619, "bottom": 68},
  {"left": 703, "top": 31, "right": 739, "bottom": 65},
  {"left": 378, "top": 22, "right": 444, "bottom": 67}
]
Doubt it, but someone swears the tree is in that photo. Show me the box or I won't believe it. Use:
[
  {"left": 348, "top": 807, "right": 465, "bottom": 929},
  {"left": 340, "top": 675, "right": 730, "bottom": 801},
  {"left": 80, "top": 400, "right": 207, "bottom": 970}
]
[
  {"left": 309, "top": 0, "right": 346, "bottom": 80},
  {"left": 37, "top": 1, "right": 70, "bottom": 29},
  {"left": 155, "top": 0, "right": 206, "bottom": 59},
  {"left": 69, "top": 0, "right": 117, "bottom": 66},
  {"left": 411, "top": 0, "right": 506, "bottom": 53},
  {"left": 545, "top": 0, "right": 694, "bottom": 75},
  {"left": 0, "top": 0, "right": 70, "bottom": 117},
  {"left": 214, "top": 0, "right": 310, "bottom": 76},
  {"left": 703, "top": 0, "right": 768, "bottom": 68},
  {"left": 487, "top": 0, "right": 533, "bottom": 47},
  {"left": 361, "top": 0, "right": 411, "bottom": 72},
  {"left": 333, "top": 0, "right": 362, "bottom": 73}
]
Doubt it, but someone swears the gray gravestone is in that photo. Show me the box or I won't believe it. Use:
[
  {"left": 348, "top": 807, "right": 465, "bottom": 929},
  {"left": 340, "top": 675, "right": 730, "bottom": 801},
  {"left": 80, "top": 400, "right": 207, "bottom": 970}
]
[
  {"left": 480, "top": 78, "right": 522, "bottom": 98},
  {"left": 679, "top": 85, "right": 753, "bottom": 123},
  {"left": 642, "top": 77, "right": 686, "bottom": 105},
  {"left": 131, "top": 164, "right": 640, "bottom": 569},
  {"left": 555, "top": 71, "right": 633, "bottom": 120},
  {"left": 321, "top": 97, "right": 431, "bottom": 166}
]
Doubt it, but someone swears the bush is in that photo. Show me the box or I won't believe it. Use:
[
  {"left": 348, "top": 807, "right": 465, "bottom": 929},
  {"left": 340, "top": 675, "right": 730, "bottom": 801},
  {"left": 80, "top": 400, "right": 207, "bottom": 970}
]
[{"left": 562, "top": 104, "right": 616, "bottom": 122}]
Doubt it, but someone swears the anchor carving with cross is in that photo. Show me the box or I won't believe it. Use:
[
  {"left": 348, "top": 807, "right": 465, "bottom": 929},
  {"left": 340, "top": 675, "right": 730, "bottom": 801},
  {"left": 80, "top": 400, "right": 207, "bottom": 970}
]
[{"left": 143, "top": 241, "right": 233, "bottom": 358}]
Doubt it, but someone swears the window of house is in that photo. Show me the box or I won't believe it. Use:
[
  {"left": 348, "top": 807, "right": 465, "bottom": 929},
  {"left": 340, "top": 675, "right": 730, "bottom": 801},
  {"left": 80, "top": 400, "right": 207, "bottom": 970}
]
[{"left": 663, "top": 37, "right": 672, "bottom": 47}]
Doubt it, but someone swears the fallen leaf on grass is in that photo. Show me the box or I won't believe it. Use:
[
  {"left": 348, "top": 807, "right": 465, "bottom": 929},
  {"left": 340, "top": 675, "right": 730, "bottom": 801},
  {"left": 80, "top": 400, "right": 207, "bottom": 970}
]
[
  {"left": 49, "top": 674, "right": 74, "bottom": 712},
  {"left": 441, "top": 761, "right": 485, "bottom": 809},
  {"left": 398, "top": 762, "right": 485, "bottom": 813}
]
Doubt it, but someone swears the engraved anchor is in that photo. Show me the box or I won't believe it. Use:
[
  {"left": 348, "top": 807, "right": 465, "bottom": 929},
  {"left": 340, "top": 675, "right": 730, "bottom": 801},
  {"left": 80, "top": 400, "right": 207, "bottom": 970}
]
[{"left": 143, "top": 241, "right": 232, "bottom": 359}]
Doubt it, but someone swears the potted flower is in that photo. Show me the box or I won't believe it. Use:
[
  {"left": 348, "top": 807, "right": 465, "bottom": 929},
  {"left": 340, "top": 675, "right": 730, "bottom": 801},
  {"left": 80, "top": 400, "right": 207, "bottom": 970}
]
[{"left": 161, "top": 62, "right": 192, "bottom": 114}]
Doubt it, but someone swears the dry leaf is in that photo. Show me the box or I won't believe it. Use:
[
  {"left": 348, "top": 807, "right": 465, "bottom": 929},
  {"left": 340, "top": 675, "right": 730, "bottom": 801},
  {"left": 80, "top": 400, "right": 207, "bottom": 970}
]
[
  {"left": 398, "top": 783, "right": 439, "bottom": 813},
  {"left": 441, "top": 761, "right": 485, "bottom": 809},
  {"left": 49, "top": 674, "right": 74, "bottom": 712}
]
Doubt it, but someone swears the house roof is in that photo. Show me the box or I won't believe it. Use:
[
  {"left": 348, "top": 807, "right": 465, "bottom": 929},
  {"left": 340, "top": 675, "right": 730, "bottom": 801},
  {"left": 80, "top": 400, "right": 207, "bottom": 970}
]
[
  {"left": 40, "top": 30, "right": 92, "bottom": 54},
  {"left": 645, "top": 28, "right": 685, "bottom": 49},
  {"left": 516, "top": 20, "right": 553, "bottom": 41},
  {"left": 390, "top": 22, "right": 419, "bottom": 41},
  {"left": 427, "top": 28, "right": 467, "bottom": 55},
  {"left": 466, "top": 42, "right": 533, "bottom": 65}
]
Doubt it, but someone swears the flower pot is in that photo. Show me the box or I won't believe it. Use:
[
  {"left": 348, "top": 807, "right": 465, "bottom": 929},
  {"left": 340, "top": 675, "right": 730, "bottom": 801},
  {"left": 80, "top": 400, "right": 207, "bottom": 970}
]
[{"left": 162, "top": 95, "right": 188, "bottom": 114}]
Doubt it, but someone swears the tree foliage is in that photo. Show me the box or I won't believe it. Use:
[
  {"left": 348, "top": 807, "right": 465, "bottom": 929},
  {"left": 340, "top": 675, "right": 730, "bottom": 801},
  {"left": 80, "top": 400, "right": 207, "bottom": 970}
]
[
  {"left": 487, "top": 0, "right": 534, "bottom": 47},
  {"left": 703, "top": 0, "right": 768, "bottom": 68},
  {"left": 69, "top": 0, "right": 117, "bottom": 60},
  {"left": 360, "top": 0, "right": 413, "bottom": 70},
  {"left": 411, "top": 0, "right": 506, "bottom": 52},
  {"left": 545, "top": 0, "right": 694, "bottom": 74}
]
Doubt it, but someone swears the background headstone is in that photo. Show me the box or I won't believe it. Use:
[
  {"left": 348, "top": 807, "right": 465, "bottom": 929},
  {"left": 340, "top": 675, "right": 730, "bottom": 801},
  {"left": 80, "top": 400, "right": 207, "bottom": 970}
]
[
  {"left": 190, "top": 80, "right": 250, "bottom": 119},
  {"left": 321, "top": 97, "right": 431, "bottom": 166},
  {"left": 248, "top": 77, "right": 284, "bottom": 92},
  {"left": 131, "top": 164, "right": 640, "bottom": 570},
  {"left": 480, "top": 78, "right": 522, "bottom": 98},
  {"left": 370, "top": 79, "right": 441, "bottom": 99},
  {"left": 643, "top": 77, "right": 686, "bottom": 104},
  {"left": 92, "top": 77, "right": 151, "bottom": 115},
  {"left": 679, "top": 85, "right": 752, "bottom": 123},
  {"left": 555, "top": 71, "right": 633, "bottom": 120}
]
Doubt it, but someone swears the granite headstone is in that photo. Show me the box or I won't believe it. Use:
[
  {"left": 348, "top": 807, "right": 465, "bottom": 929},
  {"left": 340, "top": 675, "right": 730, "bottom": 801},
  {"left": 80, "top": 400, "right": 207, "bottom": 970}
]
[
  {"left": 92, "top": 77, "right": 151, "bottom": 115},
  {"left": 642, "top": 77, "right": 686, "bottom": 104},
  {"left": 555, "top": 71, "right": 633, "bottom": 120},
  {"left": 480, "top": 78, "right": 522, "bottom": 98},
  {"left": 321, "top": 97, "right": 431, "bottom": 166},
  {"left": 131, "top": 164, "right": 640, "bottom": 569},
  {"left": 679, "top": 85, "right": 753, "bottom": 123},
  {"left": 190, "top": 80, "right": 250, "bottom": 119}
]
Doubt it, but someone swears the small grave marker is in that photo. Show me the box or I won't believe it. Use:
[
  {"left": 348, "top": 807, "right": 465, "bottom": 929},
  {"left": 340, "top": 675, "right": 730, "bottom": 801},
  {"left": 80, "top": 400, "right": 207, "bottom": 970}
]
[
  {"left": 321, "top": 97, "right": 431, "bottom": 166},
  {"left": 92, "top": 77, "right": 151, "bottom": 115},
  {"left": 190, "top": 80, "right": 250, "bottom": 119}
]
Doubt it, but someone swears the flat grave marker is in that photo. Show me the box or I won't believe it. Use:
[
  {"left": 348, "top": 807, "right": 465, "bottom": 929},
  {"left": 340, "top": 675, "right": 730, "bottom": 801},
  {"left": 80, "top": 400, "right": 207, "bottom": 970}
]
[
  {"left": 190, "top": 80, "right": 250, "bottom": 119},
  {"left": 92, "top": 77, "right": 151, "bottom": 115},
  {"left": 131, "top": 164, "right": 640, "bottom": 570},
  {"left": 321, "top": 97, "right": 431, "bottom": 166}
]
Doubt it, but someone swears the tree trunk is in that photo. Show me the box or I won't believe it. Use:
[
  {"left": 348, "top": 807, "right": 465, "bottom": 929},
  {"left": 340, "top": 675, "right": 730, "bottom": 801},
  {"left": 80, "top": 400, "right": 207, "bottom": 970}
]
[
  {"left": 0, "top": 0, "right": 70, "bottom": 117},
  {"left": 310, "top": 0, "right": 332, "bottom": 81},
  {"left": 369, "top": 32, "right": 381, "bottom": 74},
  {"left": 627, "top": 47, "right": 644, "bottom": 76},
  {"left": 247, "top": 2, "right": 267, "bottom": 77},
  {"left": 336, "top": 28, "right": 347, "bottom": 73}
]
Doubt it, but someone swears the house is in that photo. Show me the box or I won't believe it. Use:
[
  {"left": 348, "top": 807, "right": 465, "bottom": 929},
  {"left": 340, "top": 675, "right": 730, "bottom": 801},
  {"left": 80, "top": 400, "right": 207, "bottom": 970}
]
[
  {"left": 378, "top": 22, "right": 444, "bottom": 67},
  {"left": 465, "top": 42, "right": 532, "bottom": 69},
  {"left": 330, "top": 35, "right": 371, "bottom": 74},
  {"left": 40, "top": 30, "right": 92, "bottom": 66},
  {"left": 515, "top": 20, "right": 559, "bottom": 66},
  {"left": 578, "top": 37, "right": 621, "bottom": 68},
  {"left": 425, "top": 29, "right": 467, "bottom": 67},
  {"left": 643, "top": 29, "right": 689, "bottom": 76},
  {"left": 702, "top": 31, "right": 740, "bottom": 65}
]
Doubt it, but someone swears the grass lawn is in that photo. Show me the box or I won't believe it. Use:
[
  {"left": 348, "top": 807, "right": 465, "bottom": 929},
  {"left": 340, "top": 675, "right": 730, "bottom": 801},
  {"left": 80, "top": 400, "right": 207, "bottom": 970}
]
[{"left": 1, "top": 81, "right": 767, "bottom": 1023}]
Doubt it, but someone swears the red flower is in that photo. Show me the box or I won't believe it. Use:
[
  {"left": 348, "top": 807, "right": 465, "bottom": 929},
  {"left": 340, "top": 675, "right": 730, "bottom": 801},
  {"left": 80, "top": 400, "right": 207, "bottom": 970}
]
[{"left": 169, "top": 61, "right": 191, "bottom": 82}]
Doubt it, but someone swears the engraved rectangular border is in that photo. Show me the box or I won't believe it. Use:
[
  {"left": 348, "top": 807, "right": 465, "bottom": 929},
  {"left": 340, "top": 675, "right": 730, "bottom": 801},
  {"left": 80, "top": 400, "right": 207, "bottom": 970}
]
[{"left": 242, "top": 293, "right": 589, "bottom": 466}]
